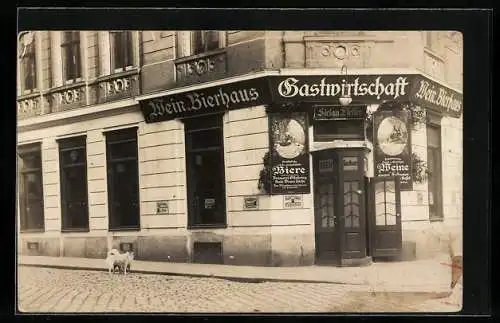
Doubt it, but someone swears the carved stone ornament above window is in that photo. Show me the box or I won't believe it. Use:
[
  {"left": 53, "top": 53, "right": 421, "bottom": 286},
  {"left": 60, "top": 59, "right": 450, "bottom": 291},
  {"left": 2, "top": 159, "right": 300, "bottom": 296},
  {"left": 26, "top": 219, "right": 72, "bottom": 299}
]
[
  {"left": 17, "top": 95, "right": 41, "bottom": 120},
  {"left": 49, "top": 84, "right": 86, "bottom": 113},
  {"left": 96, "top": 72, "right": 139, "bottom": 104},
  {"left": 175, "top": 50, "right": 227, "bottom": 85}
]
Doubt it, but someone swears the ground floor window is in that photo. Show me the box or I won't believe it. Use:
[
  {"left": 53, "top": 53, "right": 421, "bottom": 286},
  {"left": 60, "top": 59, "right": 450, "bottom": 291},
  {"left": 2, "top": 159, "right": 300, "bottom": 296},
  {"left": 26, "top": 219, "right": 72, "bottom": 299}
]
[
  {"left": 58, "top": 136, "right": 89, "bottom": 231},
  {"left": 184, "top": 114, "right": 226, "bottom": 228},
  {"left": 106, "top": 127, "right": 140, "bottom": 230},
  {"left": 18, "top": 143, "right": 44, "bottom": 232},
  {"left": 427, "top": 120, "right": 443, "bottom": 221}
]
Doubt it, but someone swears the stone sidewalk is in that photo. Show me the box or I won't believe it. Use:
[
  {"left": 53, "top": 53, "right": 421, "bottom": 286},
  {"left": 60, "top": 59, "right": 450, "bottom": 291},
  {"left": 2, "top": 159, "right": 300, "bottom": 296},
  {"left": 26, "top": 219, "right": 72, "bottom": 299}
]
[{"left": 18, "top": 253, "right": 452, "bottom": 296}]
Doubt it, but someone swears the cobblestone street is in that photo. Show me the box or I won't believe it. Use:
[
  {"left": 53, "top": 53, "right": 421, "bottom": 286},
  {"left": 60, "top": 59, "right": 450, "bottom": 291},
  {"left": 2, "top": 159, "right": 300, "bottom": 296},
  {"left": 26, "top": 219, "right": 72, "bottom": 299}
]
[{"left": 16, "top": 266, "right": 456, "bottom": 313}]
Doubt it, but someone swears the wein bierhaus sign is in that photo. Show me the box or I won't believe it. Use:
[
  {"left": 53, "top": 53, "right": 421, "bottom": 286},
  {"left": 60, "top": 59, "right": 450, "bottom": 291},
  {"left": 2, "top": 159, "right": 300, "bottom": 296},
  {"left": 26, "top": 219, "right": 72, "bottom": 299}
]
[
  {"left": 408, "top": 75, "right": 463, "bottom": 118},
  {"left": 140, "top": 78, "right": 272, "bottom": 123},
  {"left": 139, "top": 74, "right": 462, "bottom": 122}
]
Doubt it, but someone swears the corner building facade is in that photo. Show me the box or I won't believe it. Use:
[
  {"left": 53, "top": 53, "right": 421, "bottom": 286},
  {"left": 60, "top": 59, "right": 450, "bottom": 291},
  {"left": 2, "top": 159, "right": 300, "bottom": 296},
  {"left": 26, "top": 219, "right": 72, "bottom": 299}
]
[{"left": 17, "top": 31, "right": 463, "bottom": 266}]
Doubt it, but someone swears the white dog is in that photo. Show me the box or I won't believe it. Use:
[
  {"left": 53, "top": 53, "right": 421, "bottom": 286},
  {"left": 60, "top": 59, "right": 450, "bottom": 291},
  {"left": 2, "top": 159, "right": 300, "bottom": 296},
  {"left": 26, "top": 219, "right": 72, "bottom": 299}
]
[{"left": 105, "top": 249, "right": 134, "bottom": 275}]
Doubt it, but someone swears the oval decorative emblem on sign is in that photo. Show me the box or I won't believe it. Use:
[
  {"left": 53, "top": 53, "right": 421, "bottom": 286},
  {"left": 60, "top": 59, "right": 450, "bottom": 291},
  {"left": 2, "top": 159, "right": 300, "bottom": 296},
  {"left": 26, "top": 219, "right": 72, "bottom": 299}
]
[{"left": 377, "top": 116, "right": 409, "bottom": 156}]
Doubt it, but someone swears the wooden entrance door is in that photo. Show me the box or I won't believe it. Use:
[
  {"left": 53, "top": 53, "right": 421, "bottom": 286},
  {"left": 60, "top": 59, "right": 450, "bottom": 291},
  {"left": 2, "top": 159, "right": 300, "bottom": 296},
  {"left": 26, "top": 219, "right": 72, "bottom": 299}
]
[
  {"left": 313, "top": 151, "right": 339, "bottom": 262},
  {"left": 370, "top": 176, "right": 402, "bottom": 258},
  {"left": 338, "top": 151, "right": 367, "bottom": 260}
]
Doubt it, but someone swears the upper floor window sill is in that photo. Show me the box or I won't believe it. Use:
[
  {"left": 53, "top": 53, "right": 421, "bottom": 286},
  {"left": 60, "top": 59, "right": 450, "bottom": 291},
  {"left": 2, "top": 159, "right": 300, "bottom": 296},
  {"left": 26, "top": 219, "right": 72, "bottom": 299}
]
[
  {"left": 175, "top": 48, "right": 227, "bottom": 64},
  {"left": 17, "top": 90, "right": 40, "bottom": 100},
  {"left": 22, "top": 89, "right": 38, "bottom": 95},
  {"left": 424, "top": 47, "right": 445, "bottom": 62},
  {"left": 64, "top": 78, "right": 83, "bottom": 86},
  {"left": 114, "top": 65, "right": 136, "bottom": 73},
  {"left": 94, "top": 67, "right": 139, "bottom": 83},
  {"left": 19, "top": 228, "right": 45, "bottom": 234},
  {"left": 48, "top": 80, "right": 86, "bottom": 94}
]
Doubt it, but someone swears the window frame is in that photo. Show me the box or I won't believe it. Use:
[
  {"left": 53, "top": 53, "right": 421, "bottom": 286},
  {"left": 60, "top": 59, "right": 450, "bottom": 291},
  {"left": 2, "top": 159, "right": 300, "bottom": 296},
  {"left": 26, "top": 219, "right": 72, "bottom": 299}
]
[
  {"left": 105, "top": 127, "right": 140, "bottom": 231},
  {"left": 58, "top": 136, "right": 89, "bottom": 232},
  {"left": 18, "top": 32, "right": 38, "bottom": 94},
  {"left": 18, "top": 143, "right": 45, "bottom": 233},
  {"left": 184, "top": 114, "right": 227, "bottom": 229},
  {"left": 313, "top": 119, "right": 365, "bottom": 142},
  {"left": 109, "top": 31, "right": 135, "bottom": 73},
  {"left": 176, "top": 31, "right": 226, "bottom": 58},
  {"left": 61, "top": 31, "right": 82, "bottom": 84}
]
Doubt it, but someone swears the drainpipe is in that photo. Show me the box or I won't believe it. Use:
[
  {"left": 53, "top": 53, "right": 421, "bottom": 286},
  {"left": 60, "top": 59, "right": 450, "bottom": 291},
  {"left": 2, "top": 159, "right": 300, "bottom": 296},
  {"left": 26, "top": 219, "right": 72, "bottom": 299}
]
[{"left": 281, "top": 31, "right": 287, "bottom": 69}]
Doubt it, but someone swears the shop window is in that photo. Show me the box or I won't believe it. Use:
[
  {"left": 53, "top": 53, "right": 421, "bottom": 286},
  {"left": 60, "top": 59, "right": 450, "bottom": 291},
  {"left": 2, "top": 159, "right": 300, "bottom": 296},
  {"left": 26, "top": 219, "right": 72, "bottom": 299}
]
[
  {"left": 184, "top": 114, "right": 226, "bottom": 228},
  {"left": 427, "top": 122, "right": 443, "bottom": 221},
  {"left": 18, "top": 143, "right": 44, "bottom": 232},
  {"left": 314, "top": 119, "right": 364, "bottom": 141},
  {"left": 343, "top": 181, "right": 360, "bottom": 228},
  {"left": 58, "top": 136, "right": 89, "bottom": 231},
  {"left": 18, "top": 32, "right": 37, "bottom": 93},
  {"left": 106, "top": 127, "right": 140, "bottom": 230},
  {"left": 110, "top": 31, "right": 134, "bottom": 72},
  {"left": 61, "top": 31, "right": 82, "bottom": 82}
]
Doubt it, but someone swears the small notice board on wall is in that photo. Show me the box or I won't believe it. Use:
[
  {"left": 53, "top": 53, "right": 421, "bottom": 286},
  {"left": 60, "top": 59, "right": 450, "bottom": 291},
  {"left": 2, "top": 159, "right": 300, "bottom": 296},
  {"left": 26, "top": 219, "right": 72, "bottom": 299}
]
[
  {"left": 283, "top": 195, "right": 303, "bottom": 208},
  {"left": 156, "top": 201, "right": 169, "bottom": 214}
]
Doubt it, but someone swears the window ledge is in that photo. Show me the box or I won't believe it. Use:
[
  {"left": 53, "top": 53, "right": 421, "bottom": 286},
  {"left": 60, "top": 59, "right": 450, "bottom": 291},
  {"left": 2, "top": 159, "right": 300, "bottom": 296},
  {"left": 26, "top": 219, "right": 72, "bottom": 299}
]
[
  {"left": 19, "top": 228, "right": 45, "bottom": 234},
  {"left": 424, "top": 47, "right": 445, "bottom": 62},
  {"left": 188, "top": 224, "right": 227, "bottom": 230},
  {"left": 17, "top": 91, "right": 41, "bottom": 101},
  {"left": 61, "top": 228, "right": 90, "bottom": 233},
  {"left": 109, "top": 226, "right": 141, "bottom": 232},
  {"left": 429, "top": 217, "right": 444, "bottom": 222},
  {"left": 175, "top": 48, "right": 227, "bottom": 64},
  {"left": 47, "top": 80, "right": 86, "bottom": 94},
  {"left": 92, "top": 68, "right": 139, "bottom": 84}
]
